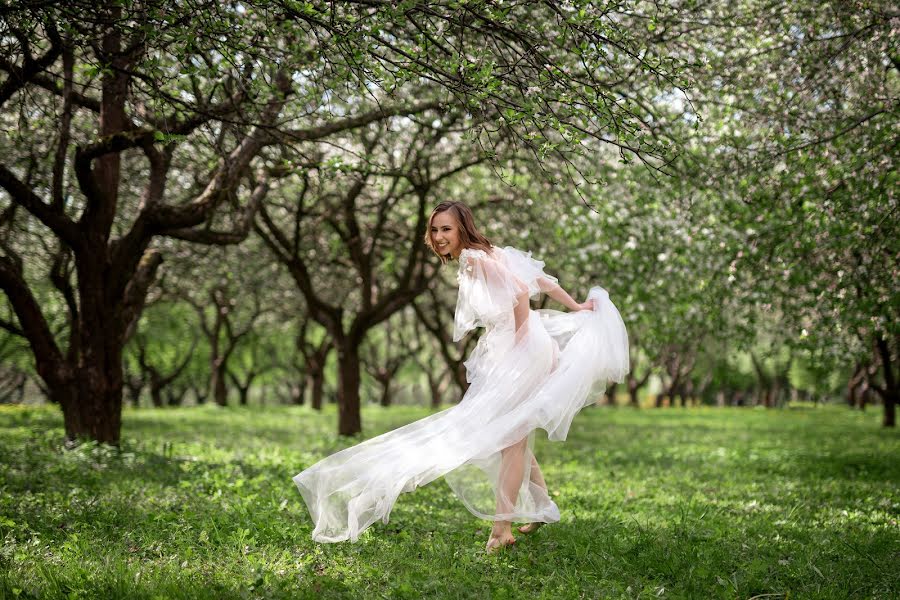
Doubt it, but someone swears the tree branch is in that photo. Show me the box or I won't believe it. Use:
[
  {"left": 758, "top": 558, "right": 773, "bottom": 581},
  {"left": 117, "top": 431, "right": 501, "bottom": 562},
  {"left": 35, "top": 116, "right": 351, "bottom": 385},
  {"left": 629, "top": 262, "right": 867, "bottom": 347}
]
[
  {"left": 162, "top": 173, "right": 270, "bottom": 245},
  {"left": 254, "top": 205, "right": 341, "bottom": 333},
  {"left": 0, "top": 254, "right": 65, "bottom": 382},
  {"left": 0, "top": 164, "right": 81, "bottom": 248},
  {"left": 121, "top": 249, "right": 163, "bottom": 345},
  {"left": 0, "top": 22, "right": 62, "bottom": 108},
  {"left": 146, "top": 71, "right": 292, "bottom": 231},
  {"left": 276, "top": 100, "right": 443, "bottom": 143}
]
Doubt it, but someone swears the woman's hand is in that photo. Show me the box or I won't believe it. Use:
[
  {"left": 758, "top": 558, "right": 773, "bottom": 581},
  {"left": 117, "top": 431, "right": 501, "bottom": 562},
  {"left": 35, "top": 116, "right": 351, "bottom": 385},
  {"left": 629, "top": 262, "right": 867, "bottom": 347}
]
[{"left": 576, "top": 299, "right": 595, "bottom": 312}]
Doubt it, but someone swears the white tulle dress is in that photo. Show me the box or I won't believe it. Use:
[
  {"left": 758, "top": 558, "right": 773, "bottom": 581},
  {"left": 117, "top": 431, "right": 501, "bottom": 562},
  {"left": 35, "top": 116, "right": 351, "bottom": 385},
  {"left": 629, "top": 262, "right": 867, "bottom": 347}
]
[{"left": 293, "top": 246, "right": 629, "bottom": 542}]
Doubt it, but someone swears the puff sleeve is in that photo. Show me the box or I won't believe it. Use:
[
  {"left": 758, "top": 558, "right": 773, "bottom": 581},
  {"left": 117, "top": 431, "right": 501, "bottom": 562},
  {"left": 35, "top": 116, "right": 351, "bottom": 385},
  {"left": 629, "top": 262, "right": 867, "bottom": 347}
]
[
  {"left": 496, "top": 246, "right": 559, "bottom": 298},
  {"left": 453, "top": 249, "right": 530, "bottom": 341}
]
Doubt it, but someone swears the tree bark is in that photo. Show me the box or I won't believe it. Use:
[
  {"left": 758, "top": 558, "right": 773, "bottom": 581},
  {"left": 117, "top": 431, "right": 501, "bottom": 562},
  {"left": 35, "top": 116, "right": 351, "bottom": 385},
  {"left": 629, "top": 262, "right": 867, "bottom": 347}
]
[
  {"left": 625, "top": 347, "right": 651, "bottom": 408},
  {"left": 427, "top": 370, "right": 449, "bottom": 409},
  {"left": 847, "top": 363, "right": 864, "bottom": 407},
  {"left": 336, "top": 336, "right": 363, "bottom": 436},
  {"left": 310, "top": 371, "right": 324, "bottom": 410},
  {"left": 629, "top": 387, "right": 641, "bottom": 407},
  {"left": 150, "top": 377, "right": 164, "bottom": 407},
  {"left": 63, "top": 350, "right": 125, "bottom": 443},
  {"left": 227, "top": 368, "right": 256, "bottom": 406},
  {"left": 237, "top": 384, "right": 250, "bottom": 406},
  {"left": 210, "top": 356, "right": 228, "bottom": 406},
  {"left": 378, "top": 379, "right": 392, "bottom": 407},
  {"left": 874, "top": 334, "right": 897, "bottom": 427},
  {"left": 604, "top": 382, "right": 618, "bottom": 406}
]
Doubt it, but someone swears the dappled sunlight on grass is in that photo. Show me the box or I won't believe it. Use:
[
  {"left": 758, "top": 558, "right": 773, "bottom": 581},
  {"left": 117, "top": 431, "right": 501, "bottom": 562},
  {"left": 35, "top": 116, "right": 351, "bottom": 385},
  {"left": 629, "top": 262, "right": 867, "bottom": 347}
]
[{"left": 1, "top": 403, "right": 897, "bottom": 598}]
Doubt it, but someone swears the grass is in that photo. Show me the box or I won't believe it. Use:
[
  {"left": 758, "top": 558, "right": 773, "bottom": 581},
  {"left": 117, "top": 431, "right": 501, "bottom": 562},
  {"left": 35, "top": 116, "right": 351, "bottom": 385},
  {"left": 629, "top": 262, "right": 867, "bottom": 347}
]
[{"left": 0, "top": 402, "right": 898, "bottom": 599}]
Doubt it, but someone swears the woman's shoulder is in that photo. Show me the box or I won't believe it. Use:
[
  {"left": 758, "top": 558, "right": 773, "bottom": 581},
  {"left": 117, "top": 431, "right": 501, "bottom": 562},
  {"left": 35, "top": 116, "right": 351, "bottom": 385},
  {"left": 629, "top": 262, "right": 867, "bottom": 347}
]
[
  {"left": 459, "top": 247, "right": 487, "bottom": 259},
  {"left": 457, "top": 246, "right": 499, "bottom": 280}
]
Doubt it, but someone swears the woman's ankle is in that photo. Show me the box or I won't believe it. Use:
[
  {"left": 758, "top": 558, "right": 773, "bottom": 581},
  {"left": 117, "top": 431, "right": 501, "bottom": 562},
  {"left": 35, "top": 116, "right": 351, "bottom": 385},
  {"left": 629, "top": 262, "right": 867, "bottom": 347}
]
[{"left": 490, "top": 521, "right": 512, "bottom": 537}]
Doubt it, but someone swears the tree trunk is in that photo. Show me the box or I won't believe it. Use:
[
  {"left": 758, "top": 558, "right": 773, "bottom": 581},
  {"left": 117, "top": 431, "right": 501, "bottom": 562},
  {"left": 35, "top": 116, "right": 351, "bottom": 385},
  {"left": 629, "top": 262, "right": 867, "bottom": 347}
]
[
  {"left": 150, "top": 380, "right": 163, "bottom": 408},
  {"left": 847, "top": 364, "right": 864, "bottom": 407},
  {"left": 378, "top": 379, "right": 392, "bottom": 407},
  {"left": 874, "top": 334, "right": 897, "bottom": 427},
  {"left": 662, "top": 369, "right": 682, "bottom": 408},
  {"left": 54, "top": 11, "right": 129, "bottom": 445},
  {"left": 238, "top": 384, "right": 250, "bottom": 406},
  {"left": 882, "top": 390, "right": 895, "bottom": 426},
  {"left": 428, "top": 376, "right": 443, "bottom": 409},
  {"left": 65, "top": 376, "right": 124, "bottom": 444},
  {"left": 336, "top": 338, "right": 362, "bottom": 436},
  {"left": 310, "top": 372, "right": 324, "bottom": 410},
  {"left": 605, "top": 382, "right": 618, "bottom": 406},
  {"left": 55, "top": 348, "right": 124, "bottom": 445},
  {"left": 210, "top": 357, "right": 227, "bottom": 406},
  {"left": 451, "top": 362, "right": 469, "bottom": 401},
  {"left": 626, "top": 363, "right": 650, "bottom": 408},
  {"left": 58, "top": 248, "right": 127, "bottom": 443}
]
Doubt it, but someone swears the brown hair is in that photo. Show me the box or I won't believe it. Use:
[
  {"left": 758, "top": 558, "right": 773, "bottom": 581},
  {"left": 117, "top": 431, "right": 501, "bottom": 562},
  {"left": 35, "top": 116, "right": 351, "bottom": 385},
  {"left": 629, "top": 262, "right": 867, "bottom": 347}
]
[{"left": 424, "top": 201, "right": 493, "bottom": 264}]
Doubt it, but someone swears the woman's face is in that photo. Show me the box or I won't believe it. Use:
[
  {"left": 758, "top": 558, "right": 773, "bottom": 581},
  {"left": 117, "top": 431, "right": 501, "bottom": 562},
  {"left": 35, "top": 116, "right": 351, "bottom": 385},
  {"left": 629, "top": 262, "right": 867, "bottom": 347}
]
[{"left": 430, "top": 211, "right": 463, "bottom": 259}]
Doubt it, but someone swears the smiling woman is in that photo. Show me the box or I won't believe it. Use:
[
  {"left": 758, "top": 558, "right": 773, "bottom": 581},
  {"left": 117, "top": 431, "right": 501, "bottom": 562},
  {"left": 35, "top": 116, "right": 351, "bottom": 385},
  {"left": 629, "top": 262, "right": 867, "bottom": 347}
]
[
  {"left": 293, "top": 201, "right": 630, "bottom": 552},
  {"left": 424, "top": 201, "right": 493, "bottom": 264},
  {"left": 430, "top": 212, "right": 461, "bottom": 259}
]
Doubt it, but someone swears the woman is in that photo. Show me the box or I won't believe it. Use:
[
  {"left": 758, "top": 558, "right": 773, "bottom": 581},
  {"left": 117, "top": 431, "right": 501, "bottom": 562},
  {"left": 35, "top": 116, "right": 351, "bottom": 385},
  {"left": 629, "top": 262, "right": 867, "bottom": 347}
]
[{"left": 293, "top": 201, "right": 629, "bottom": 552}]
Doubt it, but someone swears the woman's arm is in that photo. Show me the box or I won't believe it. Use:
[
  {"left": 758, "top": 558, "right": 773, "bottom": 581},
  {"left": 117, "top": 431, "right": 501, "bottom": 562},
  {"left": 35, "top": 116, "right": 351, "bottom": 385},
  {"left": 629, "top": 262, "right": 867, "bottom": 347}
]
[{"left": 538, "top": 277, "right": 593, "bottom": 311}]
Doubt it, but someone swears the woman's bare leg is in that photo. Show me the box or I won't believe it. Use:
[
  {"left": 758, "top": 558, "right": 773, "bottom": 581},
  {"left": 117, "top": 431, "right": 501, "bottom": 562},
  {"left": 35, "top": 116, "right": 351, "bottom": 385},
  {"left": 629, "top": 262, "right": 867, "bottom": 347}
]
[
  {"left": 518, "top": 455, "right": 549, "bottom": 534},
  {"left": 528, "top": 454, "right": 548, "bottom": 491},
  {"left": 487, "top": 437, "right": 528, "bottom": 551}
]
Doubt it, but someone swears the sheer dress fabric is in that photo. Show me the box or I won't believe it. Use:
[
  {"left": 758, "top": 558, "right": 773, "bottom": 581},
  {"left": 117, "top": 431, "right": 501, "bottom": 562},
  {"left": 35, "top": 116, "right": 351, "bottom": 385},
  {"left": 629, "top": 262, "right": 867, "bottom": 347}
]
[{"left": 293, "top": 246, "right": 629, "bottom": 542}]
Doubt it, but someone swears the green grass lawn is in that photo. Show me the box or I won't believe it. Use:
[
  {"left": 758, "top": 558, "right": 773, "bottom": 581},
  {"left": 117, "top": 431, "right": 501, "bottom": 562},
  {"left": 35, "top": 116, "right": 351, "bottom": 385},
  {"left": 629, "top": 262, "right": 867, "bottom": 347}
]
[{"left": 1, "top": 403, "right": 898, "bottom": 599}]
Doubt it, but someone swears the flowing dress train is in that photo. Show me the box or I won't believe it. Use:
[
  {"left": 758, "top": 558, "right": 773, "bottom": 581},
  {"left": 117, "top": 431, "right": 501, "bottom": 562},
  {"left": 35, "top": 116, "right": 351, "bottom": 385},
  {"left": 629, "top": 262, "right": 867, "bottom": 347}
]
[{"left": 293, "top": 246, "right": 629, "bottom": 542}]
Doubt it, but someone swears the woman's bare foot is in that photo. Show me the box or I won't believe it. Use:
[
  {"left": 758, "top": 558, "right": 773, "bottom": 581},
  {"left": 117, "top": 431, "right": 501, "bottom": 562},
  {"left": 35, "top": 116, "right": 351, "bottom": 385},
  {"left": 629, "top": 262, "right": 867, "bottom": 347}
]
[
  {"left": 486, "top": 523, "right": 516, "bottom": 553},
  {"left": 517, "top": 522, "right": 545, "bottom": 534},
  {"left": 485, "top": 532, "right": 516, "bottom": 553}
]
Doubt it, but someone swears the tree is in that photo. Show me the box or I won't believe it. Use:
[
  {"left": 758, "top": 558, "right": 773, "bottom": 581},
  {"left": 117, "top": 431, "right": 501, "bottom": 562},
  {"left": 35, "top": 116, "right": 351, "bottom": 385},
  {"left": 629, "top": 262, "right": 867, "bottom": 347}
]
[
  {"left": 255, "top": 114, "right": 478, "bottom": 434},
  {"left": 0, "top": 1, "right": 692, "bottom": 442},
  {"left": 0, "top": 4, "right": 290, "bottom": 441},
  {"left": 362, "top": 313, "right": 413, "bottom": 408},
  {"left": 0, "top": 3, "right": 449, "bottom": 442},
  {"left": 132, "top": 330, "right": 197, "bottom": 408},
  {"left": 664, "top": 1, "right": 898, "bottom": 424}
]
